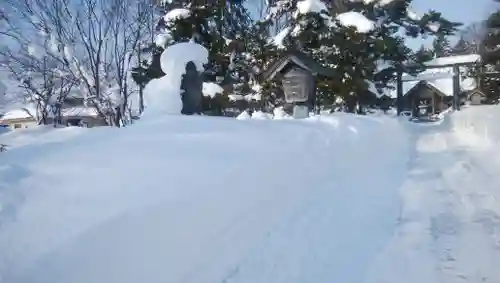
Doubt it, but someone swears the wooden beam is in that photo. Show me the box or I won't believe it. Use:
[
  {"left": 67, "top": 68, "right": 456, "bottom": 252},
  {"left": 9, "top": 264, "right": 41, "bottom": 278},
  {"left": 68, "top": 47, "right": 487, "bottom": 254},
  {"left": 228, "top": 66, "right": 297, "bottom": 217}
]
[
  {"left": 396, "top": 71, "right": 403, "bottom": 116},
  {"left": 452, "top": 65, "right": 460, "bottom": 111}
]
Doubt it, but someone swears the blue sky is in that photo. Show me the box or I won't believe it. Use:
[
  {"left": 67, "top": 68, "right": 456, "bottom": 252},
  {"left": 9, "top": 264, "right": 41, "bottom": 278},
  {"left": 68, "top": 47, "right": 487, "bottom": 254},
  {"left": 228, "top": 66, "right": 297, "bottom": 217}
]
[{"left": 407, "top": 0, "right": 492, "bottom": 48}]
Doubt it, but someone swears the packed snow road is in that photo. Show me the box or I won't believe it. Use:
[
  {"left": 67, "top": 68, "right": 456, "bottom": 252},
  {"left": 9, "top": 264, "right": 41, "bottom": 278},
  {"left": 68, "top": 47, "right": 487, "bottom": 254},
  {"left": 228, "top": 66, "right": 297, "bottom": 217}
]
[
  {"left": 365, "top": 106, "right": 500, "bottom": 283},
  {"left": 1, "top": 107, "right": 500, "bottom": 283}
]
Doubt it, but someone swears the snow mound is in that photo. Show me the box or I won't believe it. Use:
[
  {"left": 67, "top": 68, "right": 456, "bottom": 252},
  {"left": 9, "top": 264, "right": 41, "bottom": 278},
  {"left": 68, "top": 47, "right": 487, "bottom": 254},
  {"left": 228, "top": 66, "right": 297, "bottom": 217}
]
[
  {"left": 144, "top": 42, "right": 208, "bottom": 116},
  {"left": 251, "top": 110, "right": 271, "bottom": 120},
  {"left": 336, "top": 11, "right": 375, "bottom": 33},
  {"left": 450, "top": 105, "right": 500, "bottom": 148},
  {"left": 0, "top": 113, "right": 411, "bottom": 283},
  {"left": 273, "top": 107, "right": 291, "bottom": 119},
  {"left": 236, "top": 111, "right": 251, "bottom": 120}
]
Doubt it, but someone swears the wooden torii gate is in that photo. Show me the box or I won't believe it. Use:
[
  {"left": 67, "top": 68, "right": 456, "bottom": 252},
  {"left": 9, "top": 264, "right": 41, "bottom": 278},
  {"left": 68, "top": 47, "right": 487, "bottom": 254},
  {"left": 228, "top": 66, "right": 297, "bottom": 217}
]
[{"left": 396, "top": 58, "right": 480, "bottom": 116}]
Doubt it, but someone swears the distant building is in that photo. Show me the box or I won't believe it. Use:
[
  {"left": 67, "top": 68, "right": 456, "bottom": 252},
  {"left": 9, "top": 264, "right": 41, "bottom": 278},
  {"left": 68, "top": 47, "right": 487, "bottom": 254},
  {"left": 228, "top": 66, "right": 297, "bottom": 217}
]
[
  {"left": 0, "top": 98, "right": 106, "bottom": 130},
  {"left": 385, "top": 54, "right": 482, "bottom": 117},
  {"left": 466, "top": 89, "right": 487, "bottom": 105}
]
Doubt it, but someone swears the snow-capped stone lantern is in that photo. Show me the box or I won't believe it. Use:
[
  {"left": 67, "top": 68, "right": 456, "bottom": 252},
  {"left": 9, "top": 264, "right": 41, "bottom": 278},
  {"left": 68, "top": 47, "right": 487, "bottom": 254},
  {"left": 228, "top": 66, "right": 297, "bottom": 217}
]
[{"left": 260, "top": 51, "right": 334, "bottom": 118}]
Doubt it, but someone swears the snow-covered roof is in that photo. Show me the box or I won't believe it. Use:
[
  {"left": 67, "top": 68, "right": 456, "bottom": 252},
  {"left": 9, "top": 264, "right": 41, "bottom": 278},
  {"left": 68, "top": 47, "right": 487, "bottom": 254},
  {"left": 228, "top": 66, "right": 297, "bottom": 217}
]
[
  {"left": 1, "top": 107, "right": 36, "bottom": 120},
  {"left": 424, "top": 54, "right": 480, "bottom": 67},
  {"left": 386, "top": 67, "right": 477, "bottom": 98},
  {"left": 0, "top": 105, "right": 99, "bottom": 121},
  {"left": 61, "top": 106, "right": 99, "bottom": 117}
]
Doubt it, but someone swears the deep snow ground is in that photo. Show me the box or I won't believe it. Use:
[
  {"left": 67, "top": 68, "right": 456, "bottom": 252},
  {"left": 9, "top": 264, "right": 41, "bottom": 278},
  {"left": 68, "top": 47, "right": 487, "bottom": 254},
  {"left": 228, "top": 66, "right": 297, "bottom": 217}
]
[
  {"left": 0, "top": 114, "right": 410, "bottom": 283},
  {"left": 365, "top": 105, "right": 500, "bottom": 283},
  {"left": 2, "top": 106, "right": 500, "bottom": 283}
]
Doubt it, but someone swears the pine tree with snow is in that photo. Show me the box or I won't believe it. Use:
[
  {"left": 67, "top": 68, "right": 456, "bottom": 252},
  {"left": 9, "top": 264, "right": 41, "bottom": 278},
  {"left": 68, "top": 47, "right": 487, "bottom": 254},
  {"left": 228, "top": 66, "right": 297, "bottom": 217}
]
[
  {"left": 481, "top": 8, "right": 500, "bottom": 68},
  {"left": 415, "top": 44, "right": 434, "bottom": 62},
  {"left": 451, "top": 35, "right": 472, "bottom": 55},
  {"left": 258, "top": 0, "right": 461, "bottom": 113},
  {"left": 146, "top": 0, "right": 253, "bottom": 115},
  {"left": 432, "top": 33, "right": 452, "bottom": 57}
]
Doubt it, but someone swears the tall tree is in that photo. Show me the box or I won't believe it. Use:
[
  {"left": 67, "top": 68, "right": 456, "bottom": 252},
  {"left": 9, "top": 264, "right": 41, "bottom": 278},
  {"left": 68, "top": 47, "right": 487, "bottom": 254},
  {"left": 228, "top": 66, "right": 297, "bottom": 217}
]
[
  {"left": 261, "top": 0, "right": 461, "bottom": 113},
  {"left": 481, "top": 9, "right": 500, "bottom": 68},
  {"left": 0, "top": 0, "right": 155, "bottom": 127},
  {"left": 432, "top": 33, "right": 451, "bottom": 57},
  {"left": 415, "top": 44, "right": 434, "bottom": 62}
]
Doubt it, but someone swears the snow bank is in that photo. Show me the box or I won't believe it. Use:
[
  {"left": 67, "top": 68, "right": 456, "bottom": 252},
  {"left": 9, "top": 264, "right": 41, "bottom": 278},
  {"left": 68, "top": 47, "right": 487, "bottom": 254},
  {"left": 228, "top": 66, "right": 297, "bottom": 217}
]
[
  {"left": 251, "top": 110, "right": 271, "bottom": 120},
  {"left": 365, "top": 104, "right": 500, "bottom": 283},
  {"left": 143, "top": 42, "right": 208, "bottom": 116},
  {"left": 449, "top": 105, "right": 500, "bottom": 149},
  {"left": 0, "top": 113, "right": 411, "bottom": 283},
  {"left": 0, "top": 125, "right": 88, "bottom": 149}
]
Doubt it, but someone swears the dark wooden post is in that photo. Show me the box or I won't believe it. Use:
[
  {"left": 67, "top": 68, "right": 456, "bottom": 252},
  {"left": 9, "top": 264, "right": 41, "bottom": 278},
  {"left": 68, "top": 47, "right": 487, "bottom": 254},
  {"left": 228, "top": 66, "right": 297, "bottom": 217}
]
[
  {"left": 452, "top": 64, "right": 460, "bottom": 111},
  {"left": 396, "top": 71, "right": 403, "bottom": 115}
]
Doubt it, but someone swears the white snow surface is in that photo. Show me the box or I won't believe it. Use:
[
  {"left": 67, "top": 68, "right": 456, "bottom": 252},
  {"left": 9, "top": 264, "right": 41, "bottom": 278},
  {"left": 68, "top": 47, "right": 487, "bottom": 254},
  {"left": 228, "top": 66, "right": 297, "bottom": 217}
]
[
  {"left": 295, "top": 0, "right": 328, "bottom": 16},
  {"left": 336, "top": 11, "right": 375, "bottom": 33},
  {"left": 163, "top": 8, "right": 191, "bottom": 22},
  {"left": 425, "top": 54, "right": 481, "bottom": 66},
  {"left": 272, "top": 27, "right": 291, "bottom": 48},
  {"left": 3, "top": 105, "right": 500, "bottom": 283},
  {"left": 365, "top": 105, "right": 500, "bottom": 283},
  {"left": 144, "top": 42, "right": 208, "bottom": 116},
  {"left": 202, "top": 82, "right": 224, "bottom": 98},
  {"left": 0, "top": 112, "right": 411, "bottom": 283}
]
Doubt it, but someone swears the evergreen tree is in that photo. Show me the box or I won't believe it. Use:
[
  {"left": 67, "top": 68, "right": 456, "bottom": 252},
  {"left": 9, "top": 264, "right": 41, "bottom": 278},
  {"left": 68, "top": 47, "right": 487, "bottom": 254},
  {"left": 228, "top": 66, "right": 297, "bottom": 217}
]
[
  {"left": 142, "top": 0, "right": 253, "bottom": 115},
  {"left": 481, "top": 10, "right": 500, "bottom": 68},
  {"left": 432, "top": 33, "right": 451, "bottom": 57},
  {"left": 415, "top": 44, "right": 434, "bottom": 62},
  {"left": 451, "top": 35, "right": 471, "bottom": 55},
  {"left": 261, "top": 0, "right": 461, "bottom": 112}
]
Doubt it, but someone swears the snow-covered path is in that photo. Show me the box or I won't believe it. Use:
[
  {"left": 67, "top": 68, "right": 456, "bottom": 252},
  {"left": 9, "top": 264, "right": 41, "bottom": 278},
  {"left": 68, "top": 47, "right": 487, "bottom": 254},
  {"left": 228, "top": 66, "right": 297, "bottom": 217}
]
[
  {"left": 2, "top": 107, "right": 500, "bottom": 283},
  {"left": 365, "top": 106, "right": 500, "bottom": 283},
  {"left": 0, "top": 114, "right": 411, "bottom": 283}
]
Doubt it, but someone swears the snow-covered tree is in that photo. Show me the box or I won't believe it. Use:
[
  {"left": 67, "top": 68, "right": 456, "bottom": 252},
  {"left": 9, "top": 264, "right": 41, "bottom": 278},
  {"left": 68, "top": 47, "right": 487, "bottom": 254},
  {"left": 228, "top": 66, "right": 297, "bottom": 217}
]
[
  {"left": 481, "top": 8, "right": 500, "bottom": 68},
  {"left": 147, "top": 0, "right": 254, "bottom": 115},
  {"left": 432, "top": 33, "right": 452, "bottom": 57},
  {"left": 0, "top": 0, "right": 155, "bottom": 127},
  {"left": 259, "top": 0, "right": 461, "bottom": 113},
  {"left": 415, "top": 44, "right": 434, "bottom": 62},
  {"left": 0, "top": 19, "right": 77, "bottom": 125}
]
